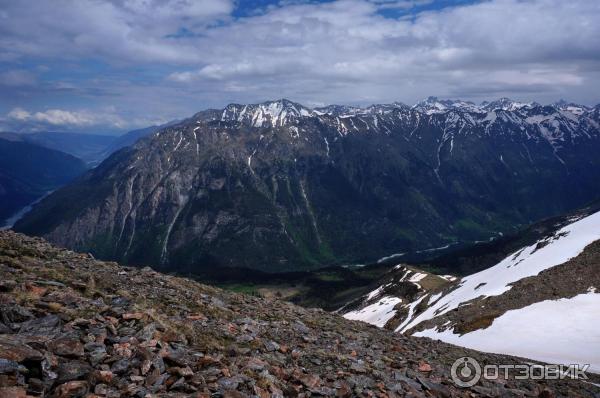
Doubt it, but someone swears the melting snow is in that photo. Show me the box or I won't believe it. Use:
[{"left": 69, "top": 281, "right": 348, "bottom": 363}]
[
  {"left": 344, "top": 296, "right": 402, "bottom": 328},
  {"left": 415, "top": 293, "right": 600, "bottom": 373}
]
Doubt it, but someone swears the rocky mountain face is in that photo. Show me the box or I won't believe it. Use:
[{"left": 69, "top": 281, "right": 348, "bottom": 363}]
[
  {"left": 342, "top": 203, "right": 600, "bottom": 371},
  {"left": 1, "top": 231, "right": 599, "bottom": 397},
  {"left": 0, "top": 138, "right": 87, "bottom": 228},
  {"left": 15, "top": 98, "right": 600, "bottom": 272}
]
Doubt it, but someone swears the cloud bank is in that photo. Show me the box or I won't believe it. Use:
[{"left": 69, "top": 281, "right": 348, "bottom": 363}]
[{"left": 0, "top": 0, "right": 599, "bottom": 132}]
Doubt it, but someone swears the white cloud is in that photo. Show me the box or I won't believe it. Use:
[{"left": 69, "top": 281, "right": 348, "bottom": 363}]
[
  {"left": 160, "top": 0, "right": 600, "bottom": 105},
  {"left": 0, "top": 0, "right": 234, "bottom": 64},
  {"left": 7, "top": 108, "right": 31, "bottom": 121},
  {"left": 5, "top": 107, "right": 128, "bottom": 129},
  {"left": 0, "top": 0, "right": 599, "bottom": 125}
]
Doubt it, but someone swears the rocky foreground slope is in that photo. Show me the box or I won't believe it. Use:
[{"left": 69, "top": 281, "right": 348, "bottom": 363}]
[{"left": 1, "top": 231, "right": 599, "bottom": 397}]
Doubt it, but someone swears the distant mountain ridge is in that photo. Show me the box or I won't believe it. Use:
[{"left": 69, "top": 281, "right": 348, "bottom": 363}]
[
  {"left": 0, "top": 137, "right": 87, "bottom": 226},
  {"left": 0, "top": 131, "right": 116, "bottom": 165},
  {"left": 15, "top": 97, "right": 600, "bottom": 272}
]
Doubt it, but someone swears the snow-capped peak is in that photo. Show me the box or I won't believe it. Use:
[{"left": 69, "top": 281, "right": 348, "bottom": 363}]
[
  {"left": 313, "top": 104, "right": 364, "bottom": 117},
  {"left": 220, "top": 99, "right": 313, "bottom": 127},
  {"left": 553, "top": 99, "right": 590, "bottom": 116},
  {"left": 412, "top": 97, "right": 482, "bottom": 114},
  {"left": 481, "top": 97, "right": 537, "bottom": 112}
]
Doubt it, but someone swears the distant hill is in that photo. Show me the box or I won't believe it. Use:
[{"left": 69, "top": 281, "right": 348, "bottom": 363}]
[
  {"left": 99, "top": 121, "right": 179, "bottom": 159},
  {"left": 0, "top": 137, "right": 87, "bottom": 226},
  {"left": 0, "top": 131, "right": 116, "bottom": 165},
  {"left": 98, "top": 125, "right": 160, "bottom": 158}
]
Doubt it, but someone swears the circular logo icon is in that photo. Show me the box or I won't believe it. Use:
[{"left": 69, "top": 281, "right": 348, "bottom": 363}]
[{"left": 451, "top": 356, "right": 482, "bottom": 387}]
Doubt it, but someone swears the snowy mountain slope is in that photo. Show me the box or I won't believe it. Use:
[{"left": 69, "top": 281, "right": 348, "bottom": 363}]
[
  {"left": 342, "top": 265, "right": 456, "bottom": 330},
  {"left": 415, "top": 292, "right": 600, "bottom": 372},
  {"left": 399, "top": 209, "right": 600, "bottom": 333},
  {"left": 342, "top": 206, "right": 600, "bottom": 371}
]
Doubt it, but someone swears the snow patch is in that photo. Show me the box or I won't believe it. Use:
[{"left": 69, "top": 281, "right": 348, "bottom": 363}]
[
  {"left": 344, "top": 296, "right": 402, "bottom": 328},
  {"left": 415, "top": 293, "right": 600, "bottom": 373}
]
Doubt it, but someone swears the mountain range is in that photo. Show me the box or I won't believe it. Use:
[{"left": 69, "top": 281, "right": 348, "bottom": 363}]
[{"left": 14, "top": 97, "right": 600, "bottom": 273}]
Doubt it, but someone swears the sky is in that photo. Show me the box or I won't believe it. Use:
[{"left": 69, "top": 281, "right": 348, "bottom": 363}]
[{"left": 0, "top": 0, "right": 599, "bottom": 135}]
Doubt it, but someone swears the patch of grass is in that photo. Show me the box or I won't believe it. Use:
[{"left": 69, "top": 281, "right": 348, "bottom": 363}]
[{"left": 219, "top": 283, "right": 261, "bottom": 296}]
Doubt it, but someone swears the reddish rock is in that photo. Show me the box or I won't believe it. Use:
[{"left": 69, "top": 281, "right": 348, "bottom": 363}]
[
  {"left": 122, "top": 312, "right": 144, "bottom": 320},
  {"left": 112, "top": 342, "right": 132, "bottom": 358},
  {"left": 291, "top": 349, "right": 301, "bottom": 360},
  {"left": 299, "top": 374, "right": 321, "bottom": 389},
  {"left": 48, "top": 338, "right": 84, "bottom": 358},
  {"left": 0, "top": 336, "right": 43, "bottom": 362},
  {"left": 168, "top": 366, "right": 193, "bottom": 377},
  {"left": 0, "top": 387, "right": 27, "bottom": 398},
  {"left": 24, "top": 283, "right": 47, "bottom": 298},
  {"left": 418, "top": 362, "right": 432, "bottom": 373},
  {"left": 92, "top": 370, "right": 113, "bottom": 384},
  {"left": 336, "top": 381, "right": 352, "bottom": 398},
  {"left": 186, "top": 314, "right": 207, "bottom": 321},
  {"left": 54, "top": 381, "right": 88, "bottom": 397}
]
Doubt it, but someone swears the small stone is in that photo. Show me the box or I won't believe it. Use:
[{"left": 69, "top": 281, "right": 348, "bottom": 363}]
[
  {"left": 418, "top": 362, "right": 432, "bottom": 373},
  {"left": 186, "top": 314, "right": 207, "bottom": 321},
  {"left": 350, "top": 361, "right": 366, "bottom": 373},
  {"left": 168, "top": 366, "right": 194, "bottom": 377},
  {"left": 218, "top": 376, "right": 239, "bottom": 390},
  {"left": 539, "top": 389, "right": 555, "bottom": 398},
  {"left": 48, "top": 338, "right": 84, "bottom": 358},
  {"left": 57, "top": 360, "right": 92, "bottom": 383},
  {"left": 110, "top": 358, "right": 130, "bottom": 375},
  {"left": 299, "top": 374, "right": 321, "bottom": 389},
  {"left": 112, "top": 342, "right": 132, "bottom": 358},
  {"left": 335, "top": 381, "right": 352, "bottom": 398},
  {"left": 264, "top": 340, "right": 280, "bottom": 352},
  {"left": 245, "top": 358, "right": 266, "bottom": 371},
  {"left": 54, "top": 381, "right": 88, "bottom": 398},
  {"left": 92, "top": 370, "right": 114, "bottom": 384},
  {"left": 0, "top": 336, "right": 43, "bottom": 362},
  {"left": 122, "top": 312, "right": 144, "bottom": 320},
  {"left": 0, "top": 358, "right": 27, "bottom": 375}
]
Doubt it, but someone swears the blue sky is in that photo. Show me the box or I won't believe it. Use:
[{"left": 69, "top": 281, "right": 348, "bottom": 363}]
[{"left": 0, "top": 0, "right": 599, "bottom": 134}]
